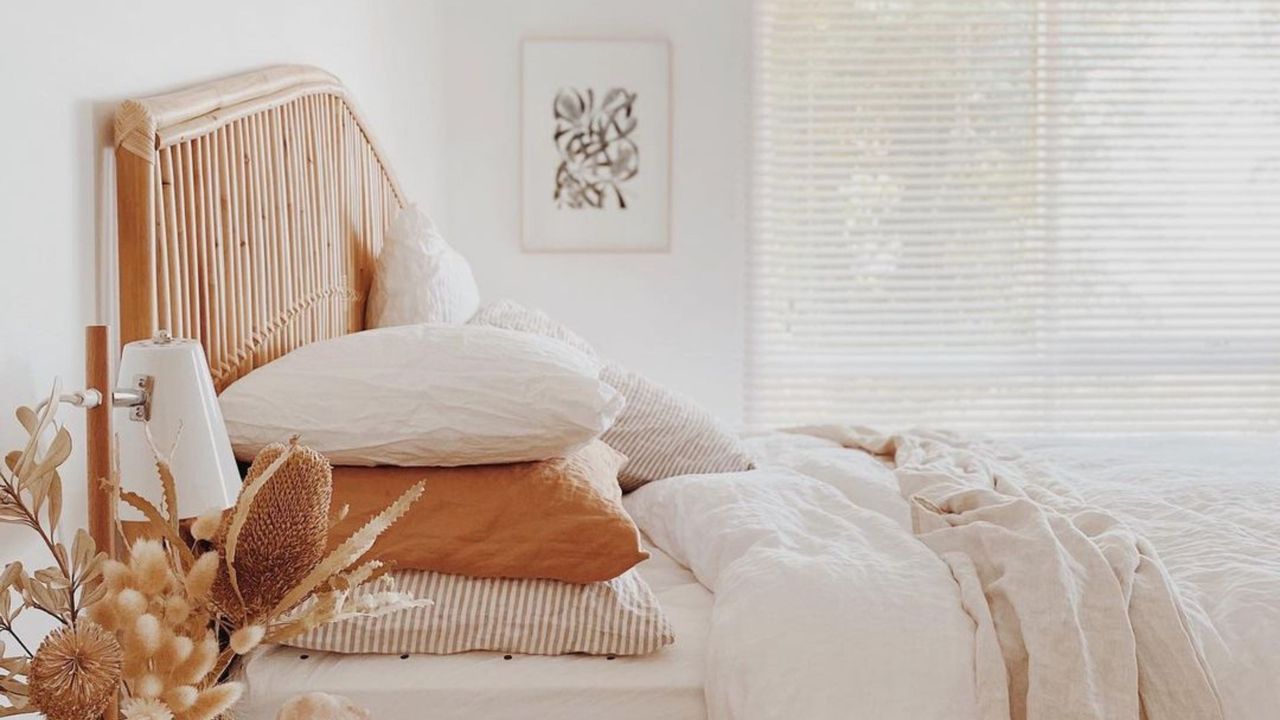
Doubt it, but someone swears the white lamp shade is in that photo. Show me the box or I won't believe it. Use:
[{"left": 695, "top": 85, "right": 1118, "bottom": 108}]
[{"left": 114, "top": 337, "right": 240, "bottom": 521}]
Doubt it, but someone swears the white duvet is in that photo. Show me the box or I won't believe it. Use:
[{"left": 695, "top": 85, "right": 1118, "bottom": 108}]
[{"left": 624, "top": 431, "right": 1280, "bottom": 720}]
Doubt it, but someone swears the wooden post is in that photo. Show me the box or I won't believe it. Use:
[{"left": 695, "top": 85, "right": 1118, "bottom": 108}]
[
  {"left": 85, "top": 325, "right": 120, "bottom": 720},
  {"left": 115, "top": 142, "right": 156, "bottom": 348},
  {"left": 84, "top": 325, "right": 115, "bottom": 560}
]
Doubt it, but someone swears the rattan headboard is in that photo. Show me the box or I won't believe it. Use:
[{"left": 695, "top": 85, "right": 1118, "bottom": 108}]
[{"left": 113, "top": 65, "right": 404, "bottom": 391}]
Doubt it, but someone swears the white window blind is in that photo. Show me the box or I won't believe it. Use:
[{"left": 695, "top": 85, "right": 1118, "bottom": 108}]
[{"left": 749, "top": 0, "right": 1280, "bottom": 433}]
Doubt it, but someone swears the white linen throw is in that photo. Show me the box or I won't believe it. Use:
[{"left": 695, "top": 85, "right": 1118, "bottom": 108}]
[{"left": 793, "top": 427, "right": 1224, "bottom": 720}]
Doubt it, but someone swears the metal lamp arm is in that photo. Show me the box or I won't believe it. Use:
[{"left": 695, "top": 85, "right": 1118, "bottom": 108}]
[{"left": 37, "top": 375, "right": 153, "bottom": 421}]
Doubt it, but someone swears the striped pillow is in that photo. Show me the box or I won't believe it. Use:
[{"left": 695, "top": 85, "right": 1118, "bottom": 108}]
[
  {"left": 469, "top": 300, "right": 754, "bottom": 491},
  {"left": 600, "top": 364, "right": 754, "bottom": 492},
  {"left": 284, "top": 569, "right": 673, "bottom": 656},
  {"left": 470, "top": 299, "right": 598, "bottom": 357}
]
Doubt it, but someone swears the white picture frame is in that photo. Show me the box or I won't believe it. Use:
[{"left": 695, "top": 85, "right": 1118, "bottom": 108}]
[{"left": 521, "top": 38, "right": 671, "bottom": 252}]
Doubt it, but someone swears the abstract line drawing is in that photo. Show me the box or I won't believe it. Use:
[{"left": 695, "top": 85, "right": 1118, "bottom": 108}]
[{"left": 552, "top": 87, "right": 639, "bottom": 209}]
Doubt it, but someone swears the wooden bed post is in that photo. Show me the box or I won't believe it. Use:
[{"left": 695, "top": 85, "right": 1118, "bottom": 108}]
[
  {"left": 99, "top": 104, "right": 158, "bottom": 561},
  {"left": 114, "top": 109, "right": 157, "bottom": 348},
  {"left": 85, "top": 326, "right": 120, "bottom": 720},
  {"left": 84, "top": 325, "right": 115, "bottom": 559}
]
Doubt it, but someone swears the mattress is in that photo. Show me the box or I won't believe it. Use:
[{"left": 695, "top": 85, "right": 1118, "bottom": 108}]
[{"left": 233, "top": 539, "right": 710, "bottom": 720}]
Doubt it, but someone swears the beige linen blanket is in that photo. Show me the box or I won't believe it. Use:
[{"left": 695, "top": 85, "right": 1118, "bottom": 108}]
[{"left": 794, "top": 426, "right": 1223, "bottom": 720}]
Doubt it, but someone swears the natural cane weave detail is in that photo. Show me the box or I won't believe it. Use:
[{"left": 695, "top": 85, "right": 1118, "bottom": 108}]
[{"left": 115, "top": 65, "right": 405, "bottom": 390}]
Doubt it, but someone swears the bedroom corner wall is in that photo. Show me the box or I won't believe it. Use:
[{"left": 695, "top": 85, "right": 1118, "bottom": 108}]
[
  {"left": 0, "top": 0, "right": 447, "bottom": 655},
  {"left": 434, "top": 0, "right": 753, "bottom": 424}
]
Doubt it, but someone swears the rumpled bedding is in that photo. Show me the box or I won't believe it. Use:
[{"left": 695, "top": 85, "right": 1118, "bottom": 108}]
[
  {"left": 625, "top": 464, "right": 981, "bottom": 719},
  {"left": 625, "top": 430, "right": 1280, "bottom": 720}
]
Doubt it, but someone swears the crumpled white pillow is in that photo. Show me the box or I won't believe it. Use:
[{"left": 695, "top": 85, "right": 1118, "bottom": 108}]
[
  {"left": 219, "top": 324, "right": 624, "bottom": 466},
  {"left": 367, "top": 205, "right": 479, "bottom": 327}
]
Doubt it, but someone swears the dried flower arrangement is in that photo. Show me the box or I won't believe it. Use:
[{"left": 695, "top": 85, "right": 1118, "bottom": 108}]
[{"left": 1, "top": 382, "right": 428, "bottom": 720}]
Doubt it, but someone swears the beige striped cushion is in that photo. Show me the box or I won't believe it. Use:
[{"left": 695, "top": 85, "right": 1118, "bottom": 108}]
[
  {"left": 470, "top": 299, "right": 598, "bottom": 358},
  {"left": 600, "top": 364, "right": 754, "bottom": 492},
  {"left": 469, "top": 300, "right": 754, "bottom": 491},
  {"left": 284, "top": 569, "right": 673, "bottom": 656}
]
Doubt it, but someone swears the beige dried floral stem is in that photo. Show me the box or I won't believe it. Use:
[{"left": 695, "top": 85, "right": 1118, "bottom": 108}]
[
  {"left": 267, "top": 480, "right": 426, "bottom": 619},
  {"left": 101, "top": 430, "right": 431, "bottom": 708},
  {"left": 142, "top": 422, "right": 182, "bottom": 534},
  {"left": 108, "top": 426, "right": 197, "bottom": 572},
  {"left": 0, "top": 382, "right": 111, "bottom": 720},
  {"left": 0, "top": 384, "right": 81, "bottom": 623},
  {"left": 204, "top": 478, "right": 428, "bottom": 678},
  {"left": 3, "top": 383, "right": 432, "bottom": 720},
  {"left": 0, "top": 382, "right": 108, "bottom": 631},
  {"left": 262, "top": 575, "right": 431, "bottom": 646},
  {"left": 0, "top": 564, "right": 33, "bottom": 658}
]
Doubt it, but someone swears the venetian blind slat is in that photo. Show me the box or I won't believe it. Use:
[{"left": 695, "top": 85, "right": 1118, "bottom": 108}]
[{"left": 749, "top": 0, "right": 1280, "bottom": 433}]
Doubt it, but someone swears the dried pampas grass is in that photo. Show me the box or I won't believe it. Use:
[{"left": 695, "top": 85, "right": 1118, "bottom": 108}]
[
  {"left": 120, "top": 697, "right": 173, "bottom": 720},
  {"left": 192, "top": 683, "right": 244, "bottom": 720},
  {"left": 87, "top": 542, "right": 228, "bottom": 716}
]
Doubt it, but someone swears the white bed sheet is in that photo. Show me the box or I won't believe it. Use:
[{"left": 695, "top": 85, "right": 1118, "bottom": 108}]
[
  {"left": 234, "top": 540, "right": 710, "bottom": 720},
  {"left": 1008, "top": 433, "right": 1280, "bottom": 719},
  {"left": 745, "top": 430, "right": 1280, "bottom": 720}
]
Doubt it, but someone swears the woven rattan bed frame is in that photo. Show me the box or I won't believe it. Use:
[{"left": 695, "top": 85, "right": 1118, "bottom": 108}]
[{"left": 113, "top": 65, "right": 404, "bottom": 392}]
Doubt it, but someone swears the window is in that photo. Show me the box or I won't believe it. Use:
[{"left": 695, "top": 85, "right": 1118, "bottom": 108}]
[{"left": 749, "top": 0, "right": 1280, "bottom": 432}]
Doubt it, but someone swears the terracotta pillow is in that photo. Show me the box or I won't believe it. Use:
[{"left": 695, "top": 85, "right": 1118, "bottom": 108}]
[{"left": 326, "top": 441, "right": 647, "bottom": 583}]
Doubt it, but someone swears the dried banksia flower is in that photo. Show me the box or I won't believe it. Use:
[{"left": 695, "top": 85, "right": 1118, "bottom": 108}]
[
  {"left": 214, "top": 440, "right": 332, "bottom": 620},
  {"left": 29, "top": 621, "right": 123, "bottom": 720}
]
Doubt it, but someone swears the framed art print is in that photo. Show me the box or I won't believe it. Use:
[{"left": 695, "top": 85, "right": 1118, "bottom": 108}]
[{"left": 521, "top": 38, "right": 671, "bottom": 252}]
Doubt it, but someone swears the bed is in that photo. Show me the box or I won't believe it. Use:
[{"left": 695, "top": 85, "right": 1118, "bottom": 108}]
[{"left": 112, "top": 66, "right": 1280, "bottom": 720}]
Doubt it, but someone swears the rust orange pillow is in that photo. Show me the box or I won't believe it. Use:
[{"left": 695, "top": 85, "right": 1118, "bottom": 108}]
[{"left": 327, "top": 441, "right": 648, "bottom": 583}]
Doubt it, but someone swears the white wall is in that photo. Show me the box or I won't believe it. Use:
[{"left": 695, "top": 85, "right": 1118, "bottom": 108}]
[
  {"left": 0, "top": 0, "right": 447, "bottom": 651},
  {"left": 435, "top": 0, "right": 753, "bottom": 423}
]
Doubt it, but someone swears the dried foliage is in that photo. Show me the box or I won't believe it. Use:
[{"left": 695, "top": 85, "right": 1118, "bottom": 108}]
[
  {"left": 87, "top": 538, "right": 236, "bottom": 720},
  {"left": 0, "top": 381, "right": 112, "bottom": 719},
  {"left": 2, "top": 382, "right": 430, "bottom": 720},
  {"left": 28, "top": 621, "right": 122, "bottom": 720},
  {"left": 99, "top": 435, "right": 428, "bottom": 720}
]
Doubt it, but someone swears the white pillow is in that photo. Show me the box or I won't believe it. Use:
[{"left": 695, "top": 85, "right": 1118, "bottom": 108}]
[
  {"left": 218, "top": 325, "right": 623, "bottom": 466},
  {"left": 366, "top": 205, "right": 479, "bottom": 327}
]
